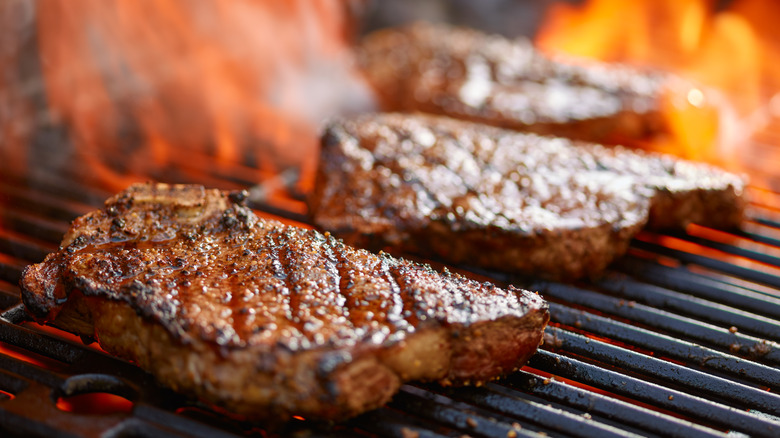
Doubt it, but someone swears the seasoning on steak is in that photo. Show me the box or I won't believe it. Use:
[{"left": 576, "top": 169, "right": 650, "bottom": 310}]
[
  {"left": 20, "top": 183, "right": 549, "bottom": 422},
  {"left": 358, "top": 22, "right": 702, "bottom": 147},
  {"left": 309, "top": 113, "right": 746, "bottom": 280}
]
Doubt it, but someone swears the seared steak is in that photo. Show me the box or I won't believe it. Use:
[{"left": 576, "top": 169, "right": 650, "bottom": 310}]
[
  {"left": 358, "top": 22, "right": 689, "bottom": 147},
  {"left": 20, "top": 183, "right": 549, "bottom": 421},
  {"left": 309, "top": 113, "right": 746, "bottom": 280}
]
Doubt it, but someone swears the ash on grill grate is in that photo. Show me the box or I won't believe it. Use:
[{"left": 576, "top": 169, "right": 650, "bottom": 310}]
[{"left": 1, "top": 168, "right": 780, "bottom": 438}]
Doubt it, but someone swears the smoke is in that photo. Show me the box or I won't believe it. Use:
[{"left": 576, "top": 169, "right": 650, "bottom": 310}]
[{"left": 2, "top": 0, "right": 376, "bottom": 191}]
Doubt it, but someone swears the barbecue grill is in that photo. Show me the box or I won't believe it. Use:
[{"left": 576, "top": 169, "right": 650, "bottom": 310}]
[
  {"left": 2, "top": 1, "right": 780, "bottom": 436},
  {"left": 1, "top": 127, "right": 779, "bottom": 438}
]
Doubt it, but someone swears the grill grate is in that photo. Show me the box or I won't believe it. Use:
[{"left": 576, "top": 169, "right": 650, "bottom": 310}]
[{"left": 1, "top": 158, "right": 780, "bottom": 438}]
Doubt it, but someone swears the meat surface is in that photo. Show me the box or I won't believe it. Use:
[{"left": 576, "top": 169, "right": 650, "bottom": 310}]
[
  {"left": 358, "top": 22, "right": 694, "bottom": 147},
  {"left": 20, "top": 183, "right": 549, "bottom": 421},
  {"left": 309, "top": 113, "right": 746, "bottom": 280}
]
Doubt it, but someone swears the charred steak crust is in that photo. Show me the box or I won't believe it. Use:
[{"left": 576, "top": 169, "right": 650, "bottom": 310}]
[
  {"left": 20, "top": 183, "right": 549, "bottom": 421},
  {"left": 358, "top": 22, "right": 672, "bottom": 146},
  {"left": 309, "top": 113, "right": 746, "bottom": 280}
]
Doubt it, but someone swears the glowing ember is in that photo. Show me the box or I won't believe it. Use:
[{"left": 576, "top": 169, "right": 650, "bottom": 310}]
[
  {"left": 636, "top": 230, "right": 780, "bottom": 279},
  {"left": 22, "top": 321, "right": 107, "bottom": 353},
  {"left": 0, "top": 339, "right": 68, "bottom": 372},
  {"left": 537, "top": 0, "right": 780, "bottom": 183},
  {"left": 56, "top": 392, "right": 134, "bottom": 415}
]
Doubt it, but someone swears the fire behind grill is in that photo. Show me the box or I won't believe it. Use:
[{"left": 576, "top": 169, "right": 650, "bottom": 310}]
[{"left": 0, "top": 147, "right": 779, "bottom": 438}]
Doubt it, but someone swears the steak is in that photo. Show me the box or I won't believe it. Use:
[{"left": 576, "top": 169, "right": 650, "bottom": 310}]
[
  {"left": 309, "top": 113, "right": 746, "bottom": 280},
  {"left": 20, "top": 183, "right": 549, "bottom": 421},
  {"left": 358, "top": 22, "right": 695, "bottom": 147}
]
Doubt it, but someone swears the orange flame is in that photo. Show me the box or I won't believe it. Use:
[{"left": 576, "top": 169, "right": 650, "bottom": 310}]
[
  {"left": 0, "top": 1, "right": 35, "bottom": 177},
  {"left": 27, "top": 0, "right": 372, "bottom": 192},
  {"left": 537, "top": 0, "right": 780, "bottom": 182}
]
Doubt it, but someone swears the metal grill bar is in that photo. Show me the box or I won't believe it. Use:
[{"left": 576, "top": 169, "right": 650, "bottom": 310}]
[
  {"left": 387, "top": 386, "right": 547, "bottom": 437},
  {"left": 0, "top": 211, "right": 69, "bottom": 251},
  {"left": 595, "top": 275, "right": 780, "bottom": 339},
  {"left": 436, "top": 384, "right": 646, "bottom": 438},
  {"left": 542, "top": 327, "right": 780, "bottom": 414},
  {"left": 0, "top": 209, "right": 69, "bottom": 244},
  {"left": 0, "top": 231, "right": 53, "bottom": 266},
  {"left": 0, "top": 256, "right": 26, "bottom": 286},
  {"left": 0, "top": 172, "right": 112, "bottom": 208},
  {"left": 351, "top": 409, "right": 453, "bottom": 438},
  {"left": 535, "top": 282, "right": 780, "bottom": 365},
  {"left": 0, "top": 288, "right": 21, "bottom": 317},
  {"left": 529, "top": 351, "right": 779, "bottom": 437},
  {"left": 0, "top": 351, "right": 64, "bottom": 390},
  {"left": 127, "top": 405, "right": 252, "bottom": 438},
  {"left": 631, "top": 239, "right": 780, "bottom": 289},
  {"left": 0, "top": 182, "right": 91, "bottom": 223},
  {"left": 501, "top": 370, "right": 724, "bottom": 438},
  {"left": 615, "top": 257, "right": 780, "bottom": 320},
  {"left": 549, "top": 303, "right": 780, "bottom": 388},
  {"left": 2, "top": 168, "right": 780, "bottom": 437},
  {"left": 739, "top": 228, "right": 780, "bottom": 249},
  {"left": 0, "top": 319, "right": 83, "bottom": 365},
  {"left": 661, "top": 230, "right": 780, "bottom": 268},
  {"left": 752, "top": 216, "right": 780, "bottom": 230}
]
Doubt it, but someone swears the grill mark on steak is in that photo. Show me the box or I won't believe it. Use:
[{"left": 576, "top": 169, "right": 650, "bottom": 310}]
[
  {"left": 377, "top": 255, "right": 409, "bottom": 338},
  {"left": 278, "top": 245, "right": 305, "bottom": 339},
  {"left": 388, "top": 263, "right": 428, "bottom": 331},
  {"left": 20, "top": 182, "right": 549, "bottom": 421}
]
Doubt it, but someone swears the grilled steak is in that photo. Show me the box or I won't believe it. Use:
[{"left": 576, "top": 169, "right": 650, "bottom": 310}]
[
  {"left": 358, "top": 22, "right": 690, "bottom": 147},
  {"left": 309, "top": 113, "right": 746, "bottom": 280},
  {"left": 20, "top": 183, "right": 549, "bottom": 421}
]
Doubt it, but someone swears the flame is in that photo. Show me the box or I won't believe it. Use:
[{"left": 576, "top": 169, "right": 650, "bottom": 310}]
[
  {"left": 0, "top": 1, "right": 35, "bottom": 177},
  {"left": 20, "top": 0, "right": 372, "bottom": 192},
  {"left": 537, "top": 0, "right": 780, "bottom": 181}
]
